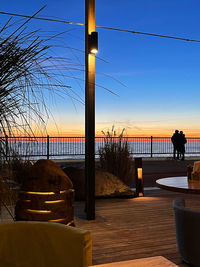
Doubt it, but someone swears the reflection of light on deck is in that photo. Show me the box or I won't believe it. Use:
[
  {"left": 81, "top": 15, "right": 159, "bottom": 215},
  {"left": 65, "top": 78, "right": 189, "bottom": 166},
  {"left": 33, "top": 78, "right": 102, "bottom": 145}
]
[
  {"left": 45, "top": 200, "right": 64, "bottom": 204},
  {"left": 26, "top": 209, "right": 51, "bottom": 214},
  {"left": 130, "top": 196, "right": 163, "bottom": 202}
]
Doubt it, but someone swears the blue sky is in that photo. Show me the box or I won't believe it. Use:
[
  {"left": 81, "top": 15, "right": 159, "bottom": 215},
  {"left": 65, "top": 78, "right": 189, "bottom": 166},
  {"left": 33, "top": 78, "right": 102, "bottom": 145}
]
[{"left": 1, "top": 0, "right": 200, "bottom": 136}]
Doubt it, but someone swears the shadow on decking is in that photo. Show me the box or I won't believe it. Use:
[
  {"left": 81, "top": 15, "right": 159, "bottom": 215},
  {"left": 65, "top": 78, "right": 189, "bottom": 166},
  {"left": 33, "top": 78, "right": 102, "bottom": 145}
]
[{"left": 75, "top": 189, "right": 199, "bottom": 266}]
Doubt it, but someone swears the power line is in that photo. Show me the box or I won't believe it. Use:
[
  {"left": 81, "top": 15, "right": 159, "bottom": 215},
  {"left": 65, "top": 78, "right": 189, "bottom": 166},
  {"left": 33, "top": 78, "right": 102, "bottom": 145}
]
[
  {"left": 96, "top": 25, "right": 200, "bottom": 43},
  {"left": 0, "top": 10, "right": 200, "bottom": 43},
  {"left": 0, "top": 11, "right": 85, "bottom": 26}
]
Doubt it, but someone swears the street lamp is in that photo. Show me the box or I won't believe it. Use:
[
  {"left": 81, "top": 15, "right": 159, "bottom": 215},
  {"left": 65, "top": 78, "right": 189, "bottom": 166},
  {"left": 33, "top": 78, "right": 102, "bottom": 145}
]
[{"left": 85, "top": 0, "right": 96, "bottom": 220}]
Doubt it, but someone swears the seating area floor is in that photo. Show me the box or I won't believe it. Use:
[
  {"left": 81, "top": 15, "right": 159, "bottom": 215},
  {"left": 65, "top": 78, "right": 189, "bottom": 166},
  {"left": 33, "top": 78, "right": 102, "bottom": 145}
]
[
  {"left": 75, "top": 189, "right": 200, "bottom": 266},
  {"left": 1, "top": 187, "right": 198, "bottom": 266}
]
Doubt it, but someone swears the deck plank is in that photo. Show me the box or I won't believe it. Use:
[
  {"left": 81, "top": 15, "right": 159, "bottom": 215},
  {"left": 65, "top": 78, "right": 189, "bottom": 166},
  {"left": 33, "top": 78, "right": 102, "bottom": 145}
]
[
  {"left": 75, "top": 189, "right": 200, "bottom": 266},
  {"left": 92, "top": 256, "right": 178, "bottom": 266}
]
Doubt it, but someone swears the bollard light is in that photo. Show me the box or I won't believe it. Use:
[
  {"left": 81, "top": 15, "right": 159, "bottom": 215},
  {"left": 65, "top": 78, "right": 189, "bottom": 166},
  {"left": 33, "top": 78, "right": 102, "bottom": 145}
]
[
  {"left": 135, "top": 158, "right": 144, "bottom": 197},
  {"left": 137, "top": 167, "right": 144, "bottom": 197},
  {"left": 88, "top": 32, "right": 98, "bottom": 54}
]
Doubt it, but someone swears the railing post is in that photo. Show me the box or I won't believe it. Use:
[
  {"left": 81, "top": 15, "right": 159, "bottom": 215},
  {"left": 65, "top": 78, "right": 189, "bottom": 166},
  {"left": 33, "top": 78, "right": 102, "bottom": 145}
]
[
  {"left": 150, "top": 136, "right": 153, "bottom": 158},
  {"left": 47, "top": 135, "right": 49, "bottom": 159},
  {"left": 5, "top": 135, "right": 8, "bottom": 161}
]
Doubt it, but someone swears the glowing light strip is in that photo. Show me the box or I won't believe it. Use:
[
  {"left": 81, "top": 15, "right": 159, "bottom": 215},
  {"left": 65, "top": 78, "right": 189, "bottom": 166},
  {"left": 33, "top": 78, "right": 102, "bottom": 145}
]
[
  {"left": 25, "top": 190, "right": 67, "bottom": 195},
  {"left": 26, "top": 191, "right": 55, "bottom": 195},
  {"left": 26, "top": 209, "right": 51, "bottom": 214},
  {"left": 45, "top": 200, "right": 64, "bottom": 204}
]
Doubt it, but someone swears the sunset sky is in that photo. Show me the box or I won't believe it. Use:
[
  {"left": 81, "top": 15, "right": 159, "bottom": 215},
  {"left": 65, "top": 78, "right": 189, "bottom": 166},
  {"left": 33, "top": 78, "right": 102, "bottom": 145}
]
[{"left": 1, "top": 0, "right": 200, "bottom": 137}]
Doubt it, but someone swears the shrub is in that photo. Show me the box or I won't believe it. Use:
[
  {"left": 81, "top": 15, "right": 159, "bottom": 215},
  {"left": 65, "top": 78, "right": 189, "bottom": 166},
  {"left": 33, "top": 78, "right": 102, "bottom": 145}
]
[
  {"left": 0, "top": 154, "right": 33, "bottom": 220},
  {"left": 98, "top": 126, "right": 134, "bottom": 186}
]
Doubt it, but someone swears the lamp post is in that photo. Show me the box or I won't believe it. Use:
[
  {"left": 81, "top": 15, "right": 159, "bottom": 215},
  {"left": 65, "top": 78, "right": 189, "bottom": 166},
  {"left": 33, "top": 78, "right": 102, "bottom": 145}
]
[{"left": 85, "top": 0, "right": 98, "bottom": 220}]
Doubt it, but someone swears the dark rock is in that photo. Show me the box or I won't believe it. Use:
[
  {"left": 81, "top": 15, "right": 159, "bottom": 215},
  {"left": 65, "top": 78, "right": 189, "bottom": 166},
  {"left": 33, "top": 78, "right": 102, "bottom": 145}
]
[
  {"left": 63, "top": 167, "right": 135, "bottom": 200},
  {"left": 22, "top": 159, "right": 73, "bottom": 192}
]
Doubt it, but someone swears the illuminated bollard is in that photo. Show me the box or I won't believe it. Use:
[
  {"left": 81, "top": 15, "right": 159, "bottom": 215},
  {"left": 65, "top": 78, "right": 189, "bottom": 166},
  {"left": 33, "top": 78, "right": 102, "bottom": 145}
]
[{"left": 135, "top": 157, "right": 144, "bottom": 197}]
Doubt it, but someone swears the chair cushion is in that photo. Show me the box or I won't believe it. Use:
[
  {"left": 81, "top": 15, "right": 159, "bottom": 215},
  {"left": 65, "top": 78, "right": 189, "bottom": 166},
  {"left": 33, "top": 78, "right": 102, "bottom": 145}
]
[{"left": 0, "top": 221, "right": 92, "bottom": 267}]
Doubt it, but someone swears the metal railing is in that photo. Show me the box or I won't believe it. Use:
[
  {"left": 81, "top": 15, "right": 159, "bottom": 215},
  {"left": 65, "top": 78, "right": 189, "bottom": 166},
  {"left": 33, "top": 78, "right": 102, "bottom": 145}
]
[{"left": 2, "top": 135, "right": 200, "bottom": 160}]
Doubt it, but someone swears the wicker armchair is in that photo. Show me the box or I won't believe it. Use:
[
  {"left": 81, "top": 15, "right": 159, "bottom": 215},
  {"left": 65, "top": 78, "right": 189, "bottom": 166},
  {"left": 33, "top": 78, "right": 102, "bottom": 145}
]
[{"left": 173, "top": 197, "right": 200, "bottom": 266}]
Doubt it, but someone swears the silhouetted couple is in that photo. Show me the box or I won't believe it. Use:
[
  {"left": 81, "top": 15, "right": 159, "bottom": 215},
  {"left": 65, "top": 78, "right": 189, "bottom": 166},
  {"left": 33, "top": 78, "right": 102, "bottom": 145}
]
[{"left": 171, "top": 130, "right": 187, "bottom": 160}]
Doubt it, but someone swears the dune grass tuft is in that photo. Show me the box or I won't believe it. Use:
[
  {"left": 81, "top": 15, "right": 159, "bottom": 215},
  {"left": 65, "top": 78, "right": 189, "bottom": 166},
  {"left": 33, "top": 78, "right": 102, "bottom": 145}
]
[{"left": 99, "top": 126, "right": 134, "bottom": 186}]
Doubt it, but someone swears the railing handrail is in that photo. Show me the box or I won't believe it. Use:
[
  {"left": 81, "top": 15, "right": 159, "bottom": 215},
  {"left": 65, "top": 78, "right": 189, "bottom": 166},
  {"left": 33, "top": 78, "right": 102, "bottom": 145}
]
[{"left": 2, "top": 135, "right": 200, "bottom": 160}]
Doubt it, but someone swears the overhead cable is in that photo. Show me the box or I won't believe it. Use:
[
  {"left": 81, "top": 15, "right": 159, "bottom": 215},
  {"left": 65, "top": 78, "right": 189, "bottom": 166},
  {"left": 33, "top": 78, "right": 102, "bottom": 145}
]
[
  {"left": 0, "top": 10, "right": 200, "bottom": 43},
  {"left": 0, "top": 11, "right": 85, "bottom": 26},
  {"left": 96, "top": 25, "right": 200, "bottom": 43}
]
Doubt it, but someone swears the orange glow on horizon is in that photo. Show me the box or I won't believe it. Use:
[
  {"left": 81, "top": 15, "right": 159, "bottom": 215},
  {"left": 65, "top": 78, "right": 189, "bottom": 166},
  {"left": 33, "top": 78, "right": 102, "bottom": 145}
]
[
  {"left": 4, "top": 124, "right": 200, "bottom": 138},
  {"left": 5, "top": 131, "right": 200, "bottom": 138}
]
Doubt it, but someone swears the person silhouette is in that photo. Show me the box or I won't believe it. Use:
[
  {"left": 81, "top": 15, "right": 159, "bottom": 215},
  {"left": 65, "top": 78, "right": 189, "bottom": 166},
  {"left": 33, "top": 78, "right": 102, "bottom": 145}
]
[
  {"left": 179, "top": 131, "right": 187, "bottom": 160},
  {"left": 171, "top": 130, "right": 180, "bottom": 159}
]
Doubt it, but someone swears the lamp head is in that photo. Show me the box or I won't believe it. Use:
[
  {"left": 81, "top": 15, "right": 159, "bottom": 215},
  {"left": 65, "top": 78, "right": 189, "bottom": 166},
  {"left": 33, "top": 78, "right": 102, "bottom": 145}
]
[{"left": 88, "top": 32, "right": 98, "bottom": 54}]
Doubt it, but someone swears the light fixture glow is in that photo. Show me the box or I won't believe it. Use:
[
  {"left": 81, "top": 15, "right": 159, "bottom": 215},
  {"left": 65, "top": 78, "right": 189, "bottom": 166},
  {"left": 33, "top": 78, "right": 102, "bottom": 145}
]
[
  {"left": 25, "top": 190, "right": 67, "bottom": 195},
  {"left": 90, "top": 48, "right": 98, "bottom": 54},
  {"left": 26, "top": 209, "right": 52, "bottom": 214},
  {"left": 88, "top": 32, "right": 98, "bottom": 54},
  {"left": 45, "top": 200, "right": 64, "bottom": 204},
  {"left": 135, "top": 158, "right": 144, "bottom": 197},
  {"left": 137, "top": 168, "right": 143, "bottom": 179},
  {"left": 26, "top": 191, "right": 55, "bottom": 195}
]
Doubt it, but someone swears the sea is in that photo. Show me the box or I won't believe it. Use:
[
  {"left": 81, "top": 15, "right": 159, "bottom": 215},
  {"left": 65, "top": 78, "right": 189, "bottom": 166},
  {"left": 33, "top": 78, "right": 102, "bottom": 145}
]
[{"left": 6, "top": 140, "right": 200, "bottom": 160}]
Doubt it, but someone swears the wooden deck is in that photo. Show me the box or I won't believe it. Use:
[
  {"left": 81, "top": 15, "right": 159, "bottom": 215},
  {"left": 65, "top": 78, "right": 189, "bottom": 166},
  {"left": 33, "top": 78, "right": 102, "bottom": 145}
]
[
  {"left": 75, "top": 188, "right": 200, "bottom": 266},
  {"left": 1, "top": 187, "right": 199, "bottom": 266}
]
